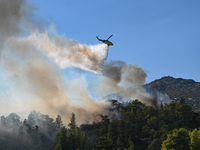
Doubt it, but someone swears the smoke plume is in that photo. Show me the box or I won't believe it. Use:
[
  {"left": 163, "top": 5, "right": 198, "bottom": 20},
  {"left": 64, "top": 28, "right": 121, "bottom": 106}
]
[
  {"left": 0, "top": 0, "right": 169, "bottom": 125},
  {"left": 94, "top": 60, "right": 161, "bottom": 106},
  {"left": 27, "top": 31, "right": 109, "bottom": 74},
  {"left": 0, "top": 0, "right": 110, "bottom": 124}
]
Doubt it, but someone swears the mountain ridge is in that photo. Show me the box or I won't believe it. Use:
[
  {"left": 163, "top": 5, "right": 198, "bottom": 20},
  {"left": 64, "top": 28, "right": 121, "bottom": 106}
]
[{"left": 145, "top": 76, "right": 200, "bottom": 111}]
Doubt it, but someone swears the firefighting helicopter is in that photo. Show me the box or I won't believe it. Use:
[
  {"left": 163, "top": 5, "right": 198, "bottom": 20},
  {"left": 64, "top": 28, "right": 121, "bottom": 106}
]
[{"left": 96, "top": 35, "right": 113, "bottom": 46}]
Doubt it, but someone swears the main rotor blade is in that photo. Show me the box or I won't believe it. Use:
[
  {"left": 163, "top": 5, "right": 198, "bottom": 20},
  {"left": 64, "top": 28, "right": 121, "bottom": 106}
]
[{"left": 107, "top": 35, "right": 113, "bottom": 40}]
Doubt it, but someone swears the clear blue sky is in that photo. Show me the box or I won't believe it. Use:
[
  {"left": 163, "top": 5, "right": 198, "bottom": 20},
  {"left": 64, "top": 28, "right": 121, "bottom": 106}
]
[{"left": 29, "top": 0, "right": 200, "bottom": 83}]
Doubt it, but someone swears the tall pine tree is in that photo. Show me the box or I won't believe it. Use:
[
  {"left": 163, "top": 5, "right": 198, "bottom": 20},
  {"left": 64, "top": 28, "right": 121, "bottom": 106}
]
[{"left": 68, "top": 113, "right": 76, "bottom": 134}]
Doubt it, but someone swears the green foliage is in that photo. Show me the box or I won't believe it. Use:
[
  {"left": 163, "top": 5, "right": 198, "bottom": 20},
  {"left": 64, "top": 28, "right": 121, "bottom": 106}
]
[
  {"left": 54, "top": 113, "right": 93, "bottom": 150},
  {"left": 59, "top": 126, "right": 68, "bottom": 150},
  {"left": 2, "top": 98, "right": 200, "bottom": 150},
  {"left": 135, "top": 109, "right": 143, "bottom": 123},
  {"left": 54, "top": 143, "right": 62, "bottom": 150},
  {"left": 128, "top": 144, "right": 134, "bottom": 150},
  {"left": 68, "top": 133, "right": 76, "bottom": 150},
  {"left": 147, "top": 116, "right": 158, "bottom": 129},
  {"left": 107, "top": 120, "right": 118, "bottom": 144},
  {"left": 68, "top": 99, "right": 200, "bottom": 150},
  {"left": 161, "top": 128, "right": 190, "bottom": 150},
  {"left": 55, "top": 115, "right": 63, "bottom": 133},
  {"left": 68, "top": 113, "right": 76, "bottom": 134},
  {"left": 116, "top": 136, "right": 123, "bottom": 149},
  {"left": 176, "top": 102, "right": 194, "bottom": 126},
  {"left": 189, "top": 128, "right": 200, "bottom": 150},
  {"left": 148, "top": 138, "right": 161, "bottom": 150},
  {"left": 100, "top": 115, "right": 110, "bottom": 137},
  {"left": 142, "top": 106, "right": 158, "bottom": 121},
  {"left": 142, "top": 125, "right": 149, "bottom": 138},
  {"left": 131, "top": 99, "right": 144, "bottom": 114},
  {"left": 149, "top": 129, "right": 158, "bottom": 141},
  {"left": 157, "top": 120, "right": 166, "bottom": 129},
  {"left": 158, "top": 125, "right": 168, "bottom": 140},
  {"left": 75, "top": 127, "right": 81, "bottom": 148},
  {"left": 126, "top": 136, "right": 134, "bottom": 149},
  {"left": 118, "top": 120, "right": 125, "bottom": 144},
  {"left": 96, "top": 137, "right": 113, "bottom": 150}
]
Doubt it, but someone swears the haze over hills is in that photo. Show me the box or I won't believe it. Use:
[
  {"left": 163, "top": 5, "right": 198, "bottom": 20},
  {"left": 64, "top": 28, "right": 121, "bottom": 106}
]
[{"left": 145, "top": 76, "right": 200, "bottom": 112}]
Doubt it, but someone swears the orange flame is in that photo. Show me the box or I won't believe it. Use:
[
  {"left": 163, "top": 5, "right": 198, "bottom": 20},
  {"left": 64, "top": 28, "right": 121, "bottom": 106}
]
[{"left": 101, "top": 118, "right": 105, "bottom": 123}]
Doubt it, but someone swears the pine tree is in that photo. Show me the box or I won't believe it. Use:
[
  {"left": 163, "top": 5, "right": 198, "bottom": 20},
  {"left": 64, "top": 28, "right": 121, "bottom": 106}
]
[
  {"left": 131, "top": 99, "right": 144, "bottom": 114},
  {"left": 108, "top": 120, "right": 118, "bottom": 144},
  {"left": 100, "top": 115, "right": 110, "bottom": 137},
  {"left": 124, "top": 121, "right": 136, "bottom": 144},
  {"left": 80, "top": 134, "right": 87, "bottom": 150},
  {"left": 84, "top": 138, "right": 91, "bottom": 150},
  {"left": 42, "top": 115, "right": 56, "bottom": 137},
  {"left": 96, "top": 137, "right": 113, "bottom": 150},
  {"left": 68, "top": 113, "right": 76, "bottom": 134},
  {"left": 54, "top": 143, "right": 62, "bottom": 150},
  {"left": 176, "top": 102, "right": 194, "bottom": 126},
  {"left": 126, "top": 136, "right": 134, "bottom": 149},
  {"left": 68, "top": 132, "right": 76, "bottom": 150},
  {"left": 55, "top": 115, "right": 63, "bottom": 133},
  {"left": 118, "top": 120, "right": 125, "bottom": 144},
  {"left": 116, "top": 137, "right": 123, "bottom": 149},
  {"left": 59, "top": 126, "right": 68, "bottom": 150},
  {"left": 75, "top": 127, "right": 82, "bottom": 149}
]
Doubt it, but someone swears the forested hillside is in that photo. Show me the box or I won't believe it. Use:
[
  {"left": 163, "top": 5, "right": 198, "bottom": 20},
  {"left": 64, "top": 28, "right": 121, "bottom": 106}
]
[
  {"left": 54, "top": 99, "right": 200, "bottom": 150},
  {"left": 145, "top": 76, "right": 200, "bottom": 111},
  {"left": 1, "top": 99, "right": 200, "bottom": 150},
  {"left": 0, "top": 111, "right": 62, "bottom": 150}
]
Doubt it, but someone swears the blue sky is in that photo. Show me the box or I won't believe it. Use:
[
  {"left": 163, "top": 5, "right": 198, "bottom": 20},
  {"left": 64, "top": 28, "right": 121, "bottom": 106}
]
[{"left": 29, "top": 0, "right": 200, "bottom": 83}]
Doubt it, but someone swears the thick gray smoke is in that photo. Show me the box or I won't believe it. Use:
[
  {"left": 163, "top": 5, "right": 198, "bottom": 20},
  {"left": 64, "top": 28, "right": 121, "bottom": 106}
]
[
  {"left": 0, "top": 0, "right": 29, "bottom": 39},
  {"left": 0, "top": 0, "right": 169, "bottom": 125},
  {"left": 95, "top": 60, "right": 170, "bottom": 107}
]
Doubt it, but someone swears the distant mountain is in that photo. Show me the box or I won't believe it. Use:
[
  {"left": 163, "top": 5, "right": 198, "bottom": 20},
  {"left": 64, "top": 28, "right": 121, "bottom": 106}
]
[{"left": 145, "top": 76, "right": 200, "bottom": 112}]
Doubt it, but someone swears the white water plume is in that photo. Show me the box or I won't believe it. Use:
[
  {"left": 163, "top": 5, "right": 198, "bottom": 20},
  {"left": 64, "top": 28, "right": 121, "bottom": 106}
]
[{"left": 27, "top": 31, "right": 109, "bottom": 74}]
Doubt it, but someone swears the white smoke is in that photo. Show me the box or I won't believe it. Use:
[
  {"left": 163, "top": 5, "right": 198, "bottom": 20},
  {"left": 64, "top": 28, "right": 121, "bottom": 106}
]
[
  {"left": 0, "top": 0, "right": 110, "bottom": 124},
  {"left": 15, "top": 30, "right": 109, "bottom": 74},
  {"left": 0, "top": 0, "right": 171, "bottom": 125}
]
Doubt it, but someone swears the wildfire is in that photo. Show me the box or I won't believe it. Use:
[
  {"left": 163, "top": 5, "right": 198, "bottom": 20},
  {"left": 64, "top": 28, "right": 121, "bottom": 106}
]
[{"left": 101, "top": 118, "right": 105, "bottom": 123}]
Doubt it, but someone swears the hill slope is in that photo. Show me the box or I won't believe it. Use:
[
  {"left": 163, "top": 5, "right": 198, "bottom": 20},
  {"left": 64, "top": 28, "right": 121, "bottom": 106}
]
[{"left": 145, "top": 76, "right": 200, "bottom": 112}]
